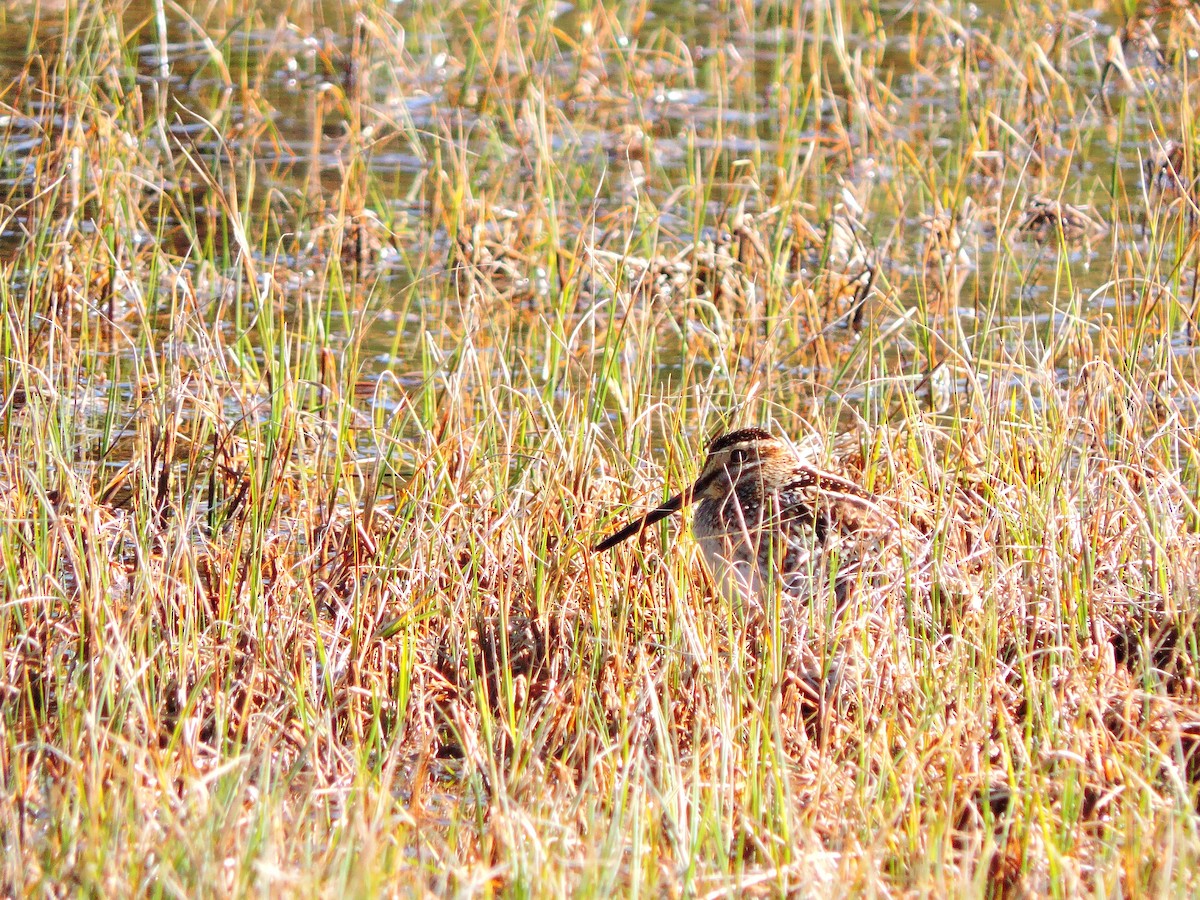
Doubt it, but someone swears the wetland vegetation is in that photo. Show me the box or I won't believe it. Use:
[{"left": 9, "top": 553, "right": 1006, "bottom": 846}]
[{"left": 4, "top": 0, "right": 1200, "bottom": 894}]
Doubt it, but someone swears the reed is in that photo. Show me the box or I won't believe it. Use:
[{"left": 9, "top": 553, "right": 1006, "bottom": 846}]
[{"left": 3, "top": 0, "right": 1200, "bottom": 894}]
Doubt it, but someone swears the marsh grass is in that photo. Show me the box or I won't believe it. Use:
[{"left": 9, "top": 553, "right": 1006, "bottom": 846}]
[{"left": 3, "top": 0, "right": 1200, "bottom": 894}]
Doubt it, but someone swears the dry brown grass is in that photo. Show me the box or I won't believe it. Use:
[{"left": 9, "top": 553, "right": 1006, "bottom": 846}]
[{"left": 4, "top": 0, "right": 1200, "bottom": 895}]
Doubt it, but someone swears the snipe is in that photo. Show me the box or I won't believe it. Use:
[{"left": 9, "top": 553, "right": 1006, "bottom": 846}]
[{"left": 594, "top": 428, "right": 890, "bottom": 603}]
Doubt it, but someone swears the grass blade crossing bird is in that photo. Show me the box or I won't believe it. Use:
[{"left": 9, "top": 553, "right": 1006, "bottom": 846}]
[{"left": 594, "top": 427, "right": 892, "bottom": 604}]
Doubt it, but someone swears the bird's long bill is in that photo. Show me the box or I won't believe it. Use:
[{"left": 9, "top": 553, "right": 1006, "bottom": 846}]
[
  {"left": 593, "top": 466, "right": 722, "bottom": 552},
  {"left": 593, "top": 491, "right": 689, "bottom": 552}
]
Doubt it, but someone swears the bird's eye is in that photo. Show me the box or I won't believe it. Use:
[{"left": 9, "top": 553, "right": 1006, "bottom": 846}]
[{"left": 728, "top": 448, "right": 747, "bottom": 465}]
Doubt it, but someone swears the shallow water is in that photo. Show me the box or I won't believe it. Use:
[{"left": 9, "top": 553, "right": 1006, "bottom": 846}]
[{"left": 0, "top": 0, "right": 1195, "bottom": 443}]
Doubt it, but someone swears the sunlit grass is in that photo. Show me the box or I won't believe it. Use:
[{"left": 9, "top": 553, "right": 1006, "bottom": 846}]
[{"left": 3, "top": 0, "right": 1200, "bottom": 894}]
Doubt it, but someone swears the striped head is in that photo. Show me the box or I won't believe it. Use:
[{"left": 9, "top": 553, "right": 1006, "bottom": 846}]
[
  {"left": 593, "top": 427, "right": 798, "bottom": 552},
  {"left": 690, "top": 428, "right": 799, "bottom": 502}
]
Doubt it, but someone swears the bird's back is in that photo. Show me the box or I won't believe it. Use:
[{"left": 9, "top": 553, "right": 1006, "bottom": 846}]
[{"left": 694, "top": 465, "right": 888, "bottom": 605}]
